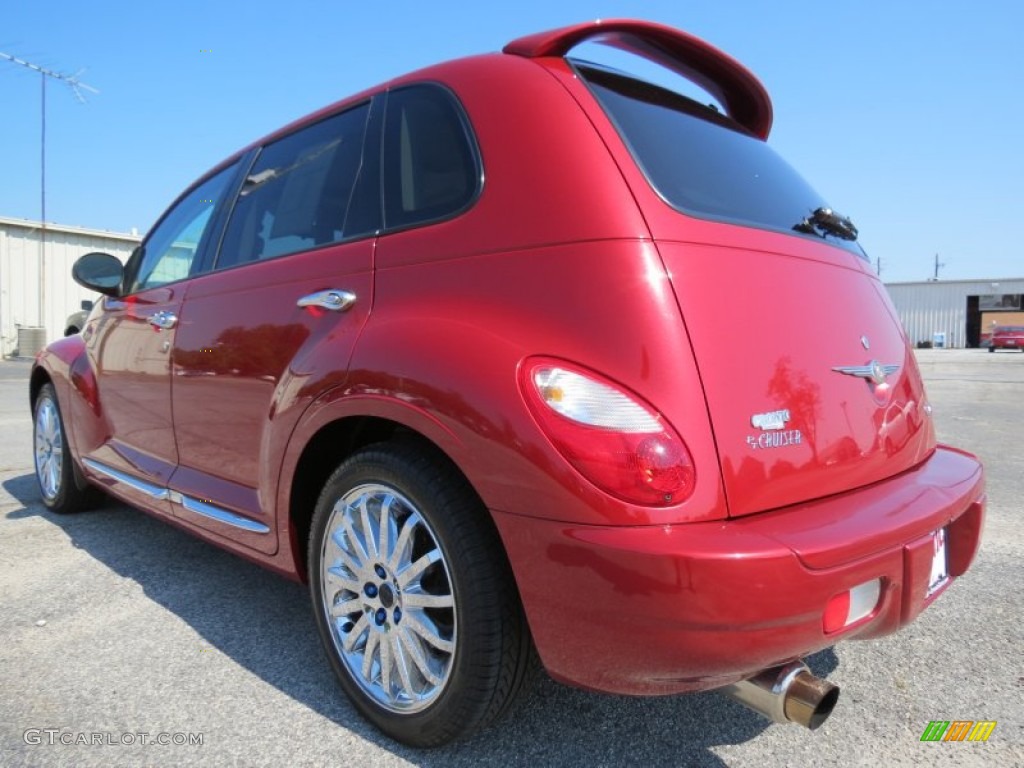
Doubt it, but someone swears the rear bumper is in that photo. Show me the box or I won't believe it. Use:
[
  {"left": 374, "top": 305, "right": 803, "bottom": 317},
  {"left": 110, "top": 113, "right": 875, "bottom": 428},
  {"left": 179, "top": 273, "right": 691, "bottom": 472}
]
[{"left": 494, "top": 445, "right": 984, "bottom": 695}]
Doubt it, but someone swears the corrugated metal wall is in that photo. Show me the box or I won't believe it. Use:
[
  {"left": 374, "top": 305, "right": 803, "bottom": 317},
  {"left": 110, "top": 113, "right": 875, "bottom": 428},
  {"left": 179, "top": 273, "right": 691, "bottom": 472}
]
[
  {"left": 0, "top": 217, "right": 139, "bottom": 357},
  {"left": 884, "top": 278, "right": 1024, "bottom": 348}
]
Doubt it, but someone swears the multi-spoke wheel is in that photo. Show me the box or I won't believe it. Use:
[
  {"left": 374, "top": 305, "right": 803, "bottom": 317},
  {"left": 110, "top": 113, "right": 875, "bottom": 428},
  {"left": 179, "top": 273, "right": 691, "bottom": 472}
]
[
  {"left": 321, "top": 484, "right": 456, "bottom": 712},
  {"left": 309, "top": 441, "right": 536, "bottom": 747},
  {"left": 33, "top": 383, "right": 100, "bottom": 514}
]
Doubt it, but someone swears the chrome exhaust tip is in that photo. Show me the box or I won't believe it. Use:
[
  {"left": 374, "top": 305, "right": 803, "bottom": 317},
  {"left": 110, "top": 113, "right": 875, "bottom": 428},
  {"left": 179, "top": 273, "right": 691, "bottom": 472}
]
[{"left": 719, "top": 661, "right": 839, "bottom": 730}]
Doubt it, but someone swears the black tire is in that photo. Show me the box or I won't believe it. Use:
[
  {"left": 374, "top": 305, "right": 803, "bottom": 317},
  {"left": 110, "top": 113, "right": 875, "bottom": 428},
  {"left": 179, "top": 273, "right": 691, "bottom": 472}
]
[
  {"left": 32, "top": 383, "right": 101, "bottom": 514},
  {"left": 307, "top": 440, "right": 536, "bottom": 747},
  {"left": 988, "top": 347, "right": 995, "bottom": 353}
]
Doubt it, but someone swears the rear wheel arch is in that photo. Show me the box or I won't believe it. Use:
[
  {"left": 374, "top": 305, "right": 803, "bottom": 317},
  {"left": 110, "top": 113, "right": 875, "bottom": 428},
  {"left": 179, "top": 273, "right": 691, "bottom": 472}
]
[
  {"left": 287, "top": 416, "right": 492, "bottom": 580},
  {"left": 306, "top": 437, "right": 537, "bottom": 745}
]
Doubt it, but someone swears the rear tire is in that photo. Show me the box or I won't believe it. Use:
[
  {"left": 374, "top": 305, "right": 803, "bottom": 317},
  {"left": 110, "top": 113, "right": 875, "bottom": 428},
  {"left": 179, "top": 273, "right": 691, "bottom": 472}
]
[
  {"left": 308, "top": 440, "right": 536, "bottom": 747},
  {"left": 33, "top": 383, "right": 101, "bottom": 514},
  {"left": 988, "top": 347, "right": 995, "bottom": 353}
]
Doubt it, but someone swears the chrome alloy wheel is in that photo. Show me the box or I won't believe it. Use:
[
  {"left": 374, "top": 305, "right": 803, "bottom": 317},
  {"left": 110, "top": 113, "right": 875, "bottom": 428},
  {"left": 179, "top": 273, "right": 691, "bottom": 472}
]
[
  {"left": 319, "top": 484, "right": 456, "bottom": 713},
  {"left": 34, "top": 395, "right": 64, "bottom": 501}
]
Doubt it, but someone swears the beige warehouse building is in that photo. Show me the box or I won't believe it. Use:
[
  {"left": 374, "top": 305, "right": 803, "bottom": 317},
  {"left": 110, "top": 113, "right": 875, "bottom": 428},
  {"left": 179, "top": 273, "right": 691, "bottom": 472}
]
[{"left": 0, "top": 216, "right": 139, "bottom": 357}]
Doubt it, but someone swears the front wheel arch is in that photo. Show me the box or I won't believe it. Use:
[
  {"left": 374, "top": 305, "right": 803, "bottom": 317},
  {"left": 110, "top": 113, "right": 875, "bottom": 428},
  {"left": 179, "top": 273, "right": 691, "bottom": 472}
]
[
  {"left": 29, "top": 367, "right": 53, "bottom": 414},
  {"left": 32, "top": 381, "right": 101, "bottom": 513}
]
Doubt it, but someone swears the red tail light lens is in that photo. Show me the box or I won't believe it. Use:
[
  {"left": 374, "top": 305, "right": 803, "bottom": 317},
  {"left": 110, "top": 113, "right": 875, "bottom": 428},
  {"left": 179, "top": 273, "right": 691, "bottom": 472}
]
[{"left": 520, "top": 359, "right": 695, "bottom": 506}]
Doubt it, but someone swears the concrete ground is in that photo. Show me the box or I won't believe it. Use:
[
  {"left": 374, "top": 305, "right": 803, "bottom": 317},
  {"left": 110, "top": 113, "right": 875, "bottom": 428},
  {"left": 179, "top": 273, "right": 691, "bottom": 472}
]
[{"left": 0, "top": 349, "right": 1021, "bottom": 767}]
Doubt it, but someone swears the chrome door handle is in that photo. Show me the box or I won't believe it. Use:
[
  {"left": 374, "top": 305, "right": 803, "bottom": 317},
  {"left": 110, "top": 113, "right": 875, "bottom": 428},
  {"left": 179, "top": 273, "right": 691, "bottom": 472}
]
[
  {"left": 297, "top": 290, "right": 356, "bottom": 312},
  {"left": 149, "top": 310, "right": 178, "bottom": 330}
]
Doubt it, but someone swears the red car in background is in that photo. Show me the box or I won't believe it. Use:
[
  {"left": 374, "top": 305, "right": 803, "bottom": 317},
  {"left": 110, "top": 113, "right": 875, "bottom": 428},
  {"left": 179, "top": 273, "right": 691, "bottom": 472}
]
[
  {"left": 989, "top": 325, "right": 1024, "bottom": 351},
  {"left": 30, "top": 19, "right": 984, "bottom": 747}
]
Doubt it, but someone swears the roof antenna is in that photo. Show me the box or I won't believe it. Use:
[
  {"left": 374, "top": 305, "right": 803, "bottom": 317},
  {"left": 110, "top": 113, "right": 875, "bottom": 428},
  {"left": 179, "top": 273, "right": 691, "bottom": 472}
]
[{"left": 0, "top": 52, "right": 98, "bottom": 333}]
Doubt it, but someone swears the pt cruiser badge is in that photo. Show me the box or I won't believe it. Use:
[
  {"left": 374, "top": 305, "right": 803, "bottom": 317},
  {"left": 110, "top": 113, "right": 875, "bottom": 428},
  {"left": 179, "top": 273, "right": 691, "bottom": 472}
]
[{"left": 747, "top": 409, "right": 803, "bottom": 450}]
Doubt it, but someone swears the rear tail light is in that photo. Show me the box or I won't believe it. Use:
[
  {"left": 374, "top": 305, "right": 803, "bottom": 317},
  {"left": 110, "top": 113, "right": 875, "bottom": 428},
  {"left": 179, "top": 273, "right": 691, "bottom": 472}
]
[{"left": 520, "top": 358, "right": 695, "bottom": 506}]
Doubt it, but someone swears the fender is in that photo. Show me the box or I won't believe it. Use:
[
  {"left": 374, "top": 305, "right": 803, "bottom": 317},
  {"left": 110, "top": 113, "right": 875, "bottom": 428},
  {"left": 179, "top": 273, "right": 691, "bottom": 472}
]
[
  {"left": 31, "top": 335, "right": 90, "bottom": 444},
  {"left": 274, "top": 385, "right": 468, "bottom": 575},
  {"left": 31, "top": 335, "right": 83, "bottom": 394},
  {"left": 31, "top": 335, "right": 100, "bottom": 493}
]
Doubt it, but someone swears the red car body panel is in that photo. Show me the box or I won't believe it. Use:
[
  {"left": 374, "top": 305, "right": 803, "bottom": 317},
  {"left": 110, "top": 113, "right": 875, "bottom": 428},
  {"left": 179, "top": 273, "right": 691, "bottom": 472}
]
[
  {"left": 168, "top": 237, "right": 376, "bottom": 554},
  {"left": 495, "top": 447, "right": 983, "bottom": 694},
  {"left": 31, "top": 19, "right": 985, "bottom": 698}
]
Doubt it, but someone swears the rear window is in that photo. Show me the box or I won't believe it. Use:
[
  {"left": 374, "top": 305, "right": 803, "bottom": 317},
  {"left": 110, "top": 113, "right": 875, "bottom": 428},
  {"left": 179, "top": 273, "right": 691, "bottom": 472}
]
[{"left": 575, "top": 63, "right": 864, "bottom": 257}]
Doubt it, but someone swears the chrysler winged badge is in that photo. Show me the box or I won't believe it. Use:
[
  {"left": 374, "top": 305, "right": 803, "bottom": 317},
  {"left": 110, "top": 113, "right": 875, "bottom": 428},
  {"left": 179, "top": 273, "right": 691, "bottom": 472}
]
[{"left": 832, "top": 359, "right": 900, "bottom": 386}]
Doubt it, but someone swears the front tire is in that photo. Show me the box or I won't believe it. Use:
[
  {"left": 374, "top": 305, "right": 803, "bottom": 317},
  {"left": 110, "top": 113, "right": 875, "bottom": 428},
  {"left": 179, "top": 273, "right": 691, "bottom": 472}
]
[
  {"left": 308, "top": 441, "right": 535, "bottom": 747},
  {"left": 33, "top": 383, "right": 100, "bottom": 514}
]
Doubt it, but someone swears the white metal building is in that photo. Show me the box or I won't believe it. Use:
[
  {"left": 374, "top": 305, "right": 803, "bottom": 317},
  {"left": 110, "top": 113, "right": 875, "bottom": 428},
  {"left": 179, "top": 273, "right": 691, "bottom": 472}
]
[
  {"left": 884, "top": 277, "right": 1024, "bottom": 349},
  {"left": 0, "top": 215, "right": 140, "bottom": 358}
]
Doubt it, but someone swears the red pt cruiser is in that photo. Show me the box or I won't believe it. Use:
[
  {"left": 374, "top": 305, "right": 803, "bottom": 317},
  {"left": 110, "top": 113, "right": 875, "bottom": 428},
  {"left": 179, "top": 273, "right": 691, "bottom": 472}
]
[{"left": 31, "top": 19, "right": 984, "bottom": 747}]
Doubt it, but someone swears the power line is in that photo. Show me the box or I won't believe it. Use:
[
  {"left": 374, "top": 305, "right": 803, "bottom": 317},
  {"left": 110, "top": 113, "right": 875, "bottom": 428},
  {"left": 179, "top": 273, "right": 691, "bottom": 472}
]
[{"left": 0, "top": 51, "right": 98, "bottom": 333}]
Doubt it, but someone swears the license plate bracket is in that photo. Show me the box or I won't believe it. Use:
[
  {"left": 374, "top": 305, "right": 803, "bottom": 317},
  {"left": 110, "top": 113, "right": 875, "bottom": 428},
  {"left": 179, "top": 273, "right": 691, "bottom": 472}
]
[{"left": 927, "top": 527, "right": 949, "bottom": 597}]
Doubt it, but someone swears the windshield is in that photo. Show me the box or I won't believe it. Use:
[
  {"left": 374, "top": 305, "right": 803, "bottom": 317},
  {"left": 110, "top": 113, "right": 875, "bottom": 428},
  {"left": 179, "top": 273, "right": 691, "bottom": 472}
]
[{"left": 575, "top": 62, "right": 865, "bottom": 258}]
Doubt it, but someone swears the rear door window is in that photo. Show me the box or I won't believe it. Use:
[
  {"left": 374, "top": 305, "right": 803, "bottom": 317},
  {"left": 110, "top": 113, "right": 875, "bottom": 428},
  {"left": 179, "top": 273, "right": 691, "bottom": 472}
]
[
  {"left": 216, "top": 103, "right": 376, "bottom": 270},
  {"left": 381, "top": 84, "right": 481, "bottom": 230},
  {"left": 576, "top": 63, "right": 864, "bottom": 256}
]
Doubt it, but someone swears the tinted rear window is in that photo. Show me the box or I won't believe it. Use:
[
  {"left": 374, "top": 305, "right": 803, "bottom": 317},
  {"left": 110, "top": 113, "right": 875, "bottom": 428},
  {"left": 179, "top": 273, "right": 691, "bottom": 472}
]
[
  {"left": 576, "top": 63, "right": 864, "bottom": 257},
  {"left": 382, "top": 84, "right": 481, "bottom": 230}
]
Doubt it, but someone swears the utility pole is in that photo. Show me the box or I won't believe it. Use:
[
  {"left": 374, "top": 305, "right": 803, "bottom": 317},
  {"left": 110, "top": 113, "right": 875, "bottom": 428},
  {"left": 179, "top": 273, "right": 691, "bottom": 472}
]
[
  {"left": 933, "top": 253, "right": 945, "bottom": 281},
  {"left": 876, "top": 256, "right": 882, "bottom": 277},
  {"left": 0, "top": 52, "right": 97, "bottom": 336}
]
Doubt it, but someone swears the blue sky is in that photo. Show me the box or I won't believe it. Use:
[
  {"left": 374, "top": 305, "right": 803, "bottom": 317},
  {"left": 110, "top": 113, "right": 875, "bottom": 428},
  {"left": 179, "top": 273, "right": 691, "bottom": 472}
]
[{"left": 2, "top": 0, "right": 1021, "bottom": 283}]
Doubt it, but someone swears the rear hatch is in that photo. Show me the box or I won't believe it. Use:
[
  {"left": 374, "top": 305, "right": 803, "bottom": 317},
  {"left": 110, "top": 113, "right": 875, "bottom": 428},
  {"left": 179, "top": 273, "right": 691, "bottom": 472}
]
[{"left": 574, "top": 61, "right": 937, "bottom": 517}]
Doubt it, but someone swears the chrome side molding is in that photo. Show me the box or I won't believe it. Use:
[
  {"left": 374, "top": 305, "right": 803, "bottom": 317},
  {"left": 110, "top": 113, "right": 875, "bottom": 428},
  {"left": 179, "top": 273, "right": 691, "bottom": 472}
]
[
  {"left": 82, "top": 458, "right": 269, "bottom": 534},
  {"left": 83, "top": 458, "right": 169, "bottom": 500},
  {"left": 169, "top": 490, "right": 271, "bottom": 534}
]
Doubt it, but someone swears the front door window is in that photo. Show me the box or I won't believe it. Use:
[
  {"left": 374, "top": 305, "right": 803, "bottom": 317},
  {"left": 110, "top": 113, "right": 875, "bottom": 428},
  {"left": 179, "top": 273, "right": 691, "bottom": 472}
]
[{"left": 128, "top": 166, "right": 237, "bottom": 293}]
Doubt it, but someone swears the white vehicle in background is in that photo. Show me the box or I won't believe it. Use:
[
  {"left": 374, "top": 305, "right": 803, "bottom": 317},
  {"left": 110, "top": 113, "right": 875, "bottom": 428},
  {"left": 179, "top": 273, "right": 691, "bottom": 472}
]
[{"left": 63, "top": 299, "right": 94, "bottom": 336}]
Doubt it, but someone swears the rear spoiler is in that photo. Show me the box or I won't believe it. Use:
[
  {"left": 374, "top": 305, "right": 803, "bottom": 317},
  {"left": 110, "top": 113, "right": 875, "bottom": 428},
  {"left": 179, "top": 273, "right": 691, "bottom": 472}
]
[{"left": 504, "top": 19, "right": 773, "bottom": 140}]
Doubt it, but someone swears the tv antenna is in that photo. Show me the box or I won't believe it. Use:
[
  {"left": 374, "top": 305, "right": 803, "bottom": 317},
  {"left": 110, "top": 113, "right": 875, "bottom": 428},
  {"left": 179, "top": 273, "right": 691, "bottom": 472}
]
[{"left": 0, "top": 51, "right": 98, "bottom": 333}]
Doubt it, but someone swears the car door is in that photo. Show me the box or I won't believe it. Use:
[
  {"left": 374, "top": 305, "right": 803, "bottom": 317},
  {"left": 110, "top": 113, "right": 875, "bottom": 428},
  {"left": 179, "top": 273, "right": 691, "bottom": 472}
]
[
  {"left": 168, "top": 99, "right": 380, "bottom": 552},
  {"left": 81, "top": 163, "right": 240, "bottom": 509}
]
